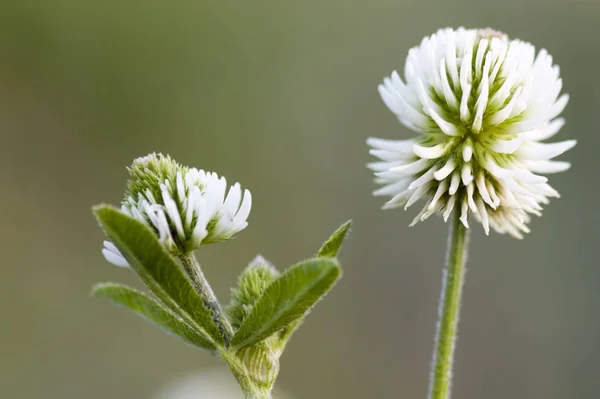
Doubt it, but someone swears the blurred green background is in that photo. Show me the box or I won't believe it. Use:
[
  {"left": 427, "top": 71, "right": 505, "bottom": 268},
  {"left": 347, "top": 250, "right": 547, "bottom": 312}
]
[{"left": 0, "top": 0, "right": 595, "bottom": 398}]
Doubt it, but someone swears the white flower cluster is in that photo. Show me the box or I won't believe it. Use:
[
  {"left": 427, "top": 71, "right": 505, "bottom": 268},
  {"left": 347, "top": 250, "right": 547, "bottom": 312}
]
[
  {"left": 102, "top": 153, "right": 251, "bottom": 267},
  {"left": 368, "top": 27, "right": 576, "bottom": 238}
]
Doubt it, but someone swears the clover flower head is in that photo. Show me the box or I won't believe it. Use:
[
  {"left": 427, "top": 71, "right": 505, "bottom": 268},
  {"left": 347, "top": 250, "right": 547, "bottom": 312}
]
[
  {"left": 367, "top": 27, "right": 576, "bottom": 238},
  {"left": 102, "top": 153, "right": 251, "bottom": 267}
]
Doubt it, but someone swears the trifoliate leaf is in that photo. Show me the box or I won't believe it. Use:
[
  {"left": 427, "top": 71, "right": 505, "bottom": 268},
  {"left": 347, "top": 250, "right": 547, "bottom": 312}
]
[
  {"left": 93, "top": 283, "right": 216, "bottom": 352},
  {"left": 93, "top": 205, "right": 223, "bottom": 347},
  {"left": 317, "top": 220, "right": 352, "bottom": 257},
  {"left": 230, "top": 257, "right": 341, "bottom": 350}
]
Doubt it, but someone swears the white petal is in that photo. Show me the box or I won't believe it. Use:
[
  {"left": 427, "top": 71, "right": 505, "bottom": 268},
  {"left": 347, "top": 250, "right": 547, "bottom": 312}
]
[
  {"left": 413, "top": 142, "right": 448, "bottom": 159},
  {"left": 483, "top": 156, "right": 513, "bottom": 179},
  {"left": 369, "top": 149, "right": 406, "bottom": 162},
  {"left": 185, "top": 187, "right": 200, "bottom": 228},
  {"left": 176, "top": 172, "right": 186, "bottom": 201},
  {"left": 459, "top": 199, "right": 469, "bottom": 228},
  {"left": 416, "top": 79, "right": 461, "bottom": 136},
  {"left": 523, "top": 160, "right": 571, "bottom": 174},
  {"left": 223, "top": 183, "right": 242, "bottom": 217},
  {"left": 367, "top": 137, "right": 415, "bottom": 153},
  {"left": 486, "top": 181, "right": 501, "bottom": 208},
  {"left": 474, "top": 39, "right": 488, "bottom": 79},
  {"left": 511, "top": 168, "right": 548, "bottom": 184},
  {"left": 162, "top": 189, "right": 185, "bottom": 240},
  {"left": 476, "top": 173, "right": 495, "bottom": 208},
  {"left": 462, "top": 145, "right": 473, "bottom": 162},
  {"left": 466, "top": 183, "right": 478, "bottom": 213},
  {"left": 472, "top": 53, "right": 491, "bottom": 133},
  {"left": 445, "top": 36, "right": 459, "bottom": 88},
  {"left": 205, "top": 175, "right": 226, "bottom": 220},
  {"left": 103, "top": 240, "right": 120, "bottom": 254},
  {"left": 367, "top": 161, "right": 405, "bottom": 172},
  {"left": 443, "top": 194, "right": 457, "bottom": 222},
  {"left": 475, "top": 198, "right": 490, "bottom": 235},
  {"left": 389, "top": 158, "right": 431, "bottom": 175},
  {"left": 487, "top": 87, "right": 522, "bottom": 125},
  {"left": 536, "top": 183, "right": 560, "bottom": 198},
  {"left": 460, "top": 83, "right": 472, "bottom": 122},
  {"left": 433, "top": 157, "right": 457, "bottom": 180},
  {"left": 378, "top": 83, "right": 431, "bottom": 129},
  {"left": 144, "top": 189, "right": 158, "bottom": 204},
  {"left": 234, "top": 189, "right": 252, "bottom": 226},
  {"left": 449, "top": 171, "right": 461, "bottom": 195},
  {"left": 191, "top": 211, "right": 208, "bottom": 246},
  {"left": 439, "top": 59, "right": 458, "bottom": 110},
  {"left": 102, "top": 242, "right": 129, "bottom": 268},
  {"left": 548, "top": 94, "right": 569, "bottom": 120},
  {"left": 408, "top": 168, "right": 436, "bottom": 190},
  {"left": 491, "top": 135, "right": 524, "bottom": 154},
  {"left": 102, "top": 248, "right": 129, "bottom": 267},
  {"left": 516, "top": 140, "right": 576, "bottom": 161},
  {"left": 404, "top": 183, "right": 431, "bottom": 209},
  {"left": 383, "top": 189, "right": 411, "bottom": 209},
  {"left": 373, "top": 179, "right": 412, "bottom": 197},
  {"left": 212, "top": 217, "right": 232, "bottom": 238},
  {"left": 428, "top": 179, "right": 449, "bottom": 210},
  {"left": 421, "top": 200, "right": 443, "bottom": 222},
  {"left": 390, "top": 70, "right": 419, "bottom": 106},
  {"left": 129, "top": 205, "right": 146, "bottom": 224},
  {"left": 410, "top": 203, "right": 430, "bottom": 227},
  {"left": 524, "top": 118, "right": 565, "bottom": 141},
  {"left": 461, "top": 163, "right": 473, "bottom": 186}
]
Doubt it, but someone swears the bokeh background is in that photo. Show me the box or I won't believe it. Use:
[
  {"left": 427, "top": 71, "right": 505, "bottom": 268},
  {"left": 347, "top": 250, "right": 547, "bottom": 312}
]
[{"left": 1, "top": 0, "right": 596, "bottom": 398}]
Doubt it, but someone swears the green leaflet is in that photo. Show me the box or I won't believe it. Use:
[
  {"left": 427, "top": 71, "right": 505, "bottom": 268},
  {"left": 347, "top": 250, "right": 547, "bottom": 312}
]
[
  {"left": 317, "top": 220, "right": 352, "bottom": 257},
  {"left": 230, "top": 257, "right": 341, "bottom": 350},
  {"left": 279, "top": 220, "right": 352, "bottom": 346},
  {"left": 93, "top": 205, "right": 223, "bottom": 347},
  {"left": 93, "top": 283, "right": 216, "bottom": 352}
]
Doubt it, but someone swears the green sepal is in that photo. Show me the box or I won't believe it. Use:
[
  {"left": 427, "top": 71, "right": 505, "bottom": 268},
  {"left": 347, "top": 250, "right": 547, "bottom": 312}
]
[
  {"left": 230, "top": 257, "right": 341, "bottom": 350},
  {"left": 93, "top": 205, "right": 223, "bottom": 347},
  {"left": 317, "top": 220, "right": 352, "bottom": 257},
  {"left": 92, "top": 283, "right": 216, "bottom": 352}
]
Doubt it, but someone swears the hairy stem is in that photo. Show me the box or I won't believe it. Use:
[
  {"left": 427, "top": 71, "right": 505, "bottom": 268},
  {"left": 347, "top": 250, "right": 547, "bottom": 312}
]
[
  {"left": 428, "top": 210, "right": 470, "bottom": 399},
  {"left": 225, "top": 354, "right": 273, "bottom": 399},
  {"left": 180, "top": 253, "right": 233, "bottom": 344}
]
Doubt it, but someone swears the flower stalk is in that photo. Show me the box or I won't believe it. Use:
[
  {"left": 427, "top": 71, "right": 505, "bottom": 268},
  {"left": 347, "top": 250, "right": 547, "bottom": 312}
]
[
  {"left": 180, "top": 253, "right": 234, "bottom": 343},
  {"left": 428, "top": 210, "right": 470, "bottom": 399}
]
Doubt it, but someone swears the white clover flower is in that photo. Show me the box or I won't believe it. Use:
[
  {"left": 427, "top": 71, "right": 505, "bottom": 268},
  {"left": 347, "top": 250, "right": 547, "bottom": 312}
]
[
  {"left": 368, "top": 27, "right": 576, "bottom": 238},
  {"left": 102, "top": 153, "right": 251, "bottom": 267}
]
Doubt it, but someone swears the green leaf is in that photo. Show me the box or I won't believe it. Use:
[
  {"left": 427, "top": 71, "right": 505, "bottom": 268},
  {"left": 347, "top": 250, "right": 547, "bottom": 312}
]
[
  {"left": 317, "top": 220, "right": 352, "bottom": 257},
  {"left": 230, "top": 257, "right": 341, "bottom": 350},
  {"left": 93, "top": 205, "right": 223, "bottom": 347},
  {"left": 93, "top": 283, "right": 216, "bottom": 352},
  {"left": 276, "top": 221, "right": 352, "bottom": 347}
]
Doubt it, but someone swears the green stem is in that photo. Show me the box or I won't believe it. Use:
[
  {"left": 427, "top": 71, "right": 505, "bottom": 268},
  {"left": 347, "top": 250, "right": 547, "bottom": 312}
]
[
  {"left": 428, "top": 210, "right": 470, "bottom": 399},
  {"left": 180, "top": 253, "right": 234, "bottom": 343},
  {"left": 225, "top": 354, "right": 273, "bottom": 399}
]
